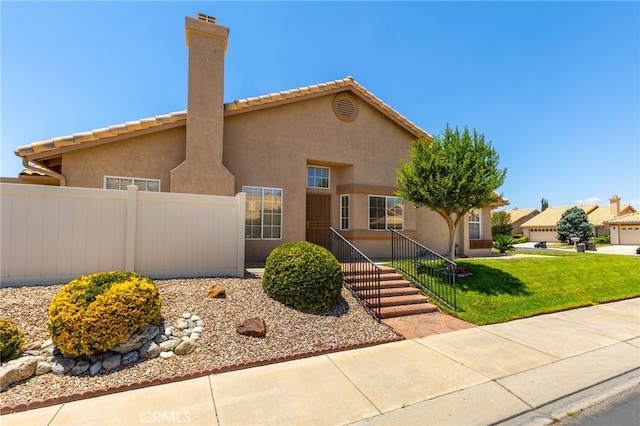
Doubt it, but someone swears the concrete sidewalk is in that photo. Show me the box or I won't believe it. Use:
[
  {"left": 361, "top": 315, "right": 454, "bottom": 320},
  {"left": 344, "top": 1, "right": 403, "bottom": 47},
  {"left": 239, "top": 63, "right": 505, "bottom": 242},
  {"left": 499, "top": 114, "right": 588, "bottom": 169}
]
[{"left": 3, "top": 298, "right": 639, "bottom": 426}]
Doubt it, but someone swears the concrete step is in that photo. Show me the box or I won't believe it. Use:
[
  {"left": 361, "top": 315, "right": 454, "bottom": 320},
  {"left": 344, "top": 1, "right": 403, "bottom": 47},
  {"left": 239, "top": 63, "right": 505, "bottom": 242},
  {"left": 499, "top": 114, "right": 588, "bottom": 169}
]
[
  {"left": 365, "top": 294, "right": 430, "bottom": 308},
  {"left": 379, "top": 303, "right": 438, "bottom": 319}
]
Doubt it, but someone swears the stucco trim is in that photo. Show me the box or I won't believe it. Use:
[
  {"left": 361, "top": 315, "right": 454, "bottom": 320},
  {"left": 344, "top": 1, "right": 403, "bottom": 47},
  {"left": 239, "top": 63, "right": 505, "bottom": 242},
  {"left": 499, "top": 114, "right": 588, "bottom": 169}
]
[{"left": 336, "top": 184, "right": 397, "bottom": 196}]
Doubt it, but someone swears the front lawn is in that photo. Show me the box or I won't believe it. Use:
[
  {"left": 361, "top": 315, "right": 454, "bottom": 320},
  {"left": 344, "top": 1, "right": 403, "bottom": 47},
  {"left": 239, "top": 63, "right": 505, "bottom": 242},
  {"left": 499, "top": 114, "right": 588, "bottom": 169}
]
[{"left": 447, "top": 252, "right": 640, "bottom": 325}]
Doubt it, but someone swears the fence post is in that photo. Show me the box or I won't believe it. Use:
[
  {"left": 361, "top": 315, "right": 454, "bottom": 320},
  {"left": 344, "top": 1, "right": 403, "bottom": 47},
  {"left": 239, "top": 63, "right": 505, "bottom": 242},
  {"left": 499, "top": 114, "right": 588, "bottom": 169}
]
[
  {"left": 235, "top": 192, "right": 246, "bottom": 277},
  {"left": 125, "top": 185, "right": 138, "bottom": 272}
]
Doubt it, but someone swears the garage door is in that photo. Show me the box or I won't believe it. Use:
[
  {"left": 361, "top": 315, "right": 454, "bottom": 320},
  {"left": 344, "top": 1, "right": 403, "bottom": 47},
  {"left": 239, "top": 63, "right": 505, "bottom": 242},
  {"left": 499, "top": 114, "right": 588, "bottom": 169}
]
[{"left": 620, "top": 226, "right": 640, "bottom": 245}]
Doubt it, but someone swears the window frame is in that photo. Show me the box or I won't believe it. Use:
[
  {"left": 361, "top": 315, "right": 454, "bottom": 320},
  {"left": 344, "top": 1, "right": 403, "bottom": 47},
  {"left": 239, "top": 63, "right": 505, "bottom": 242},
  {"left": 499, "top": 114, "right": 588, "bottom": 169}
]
[
  {"left": 368, "top": 195, "right": 404, "bottom": 231},
  {"left": 104, "top": 176, "right": 160, "bottom": 192},
  {"left": 306, "top": 166, "right": 330, "bottom": 189},
  {"left": 242, "top": 186, "right": 283, "bottom": 240},
  {"left": 469, "top": 209, "right": 481, "bottom": 240},
  {"left": 340, "top": 194, "right": 350, "bottom": 230}
]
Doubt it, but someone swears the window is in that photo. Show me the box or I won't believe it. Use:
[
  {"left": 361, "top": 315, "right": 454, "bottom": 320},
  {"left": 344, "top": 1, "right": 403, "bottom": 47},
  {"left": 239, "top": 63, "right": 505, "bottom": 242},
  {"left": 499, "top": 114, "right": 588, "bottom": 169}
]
[
  {"left": 369, "top": 196, "right": 403, "bottom": 230},
  {"left": 340, "top": 195, "right": 350, "bottom": 230},
  {"left": 104, "top": 176, "right": 160, "bottom": 192},
  {"left": 307, "top": 166, "right": 330, "bottom": 189},
  {"left": 243, "top": 186, "right": 282, "bottom": 239},
  {"left": 469, "top": 209, "right": 481, "bottom": 240}
]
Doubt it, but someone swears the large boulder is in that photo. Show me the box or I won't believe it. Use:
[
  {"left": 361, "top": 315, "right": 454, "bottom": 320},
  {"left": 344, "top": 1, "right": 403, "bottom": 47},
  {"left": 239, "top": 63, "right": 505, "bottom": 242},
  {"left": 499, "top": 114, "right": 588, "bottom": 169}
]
[{"left": 0, "top": 356, "right": 37, "bottom": 391}]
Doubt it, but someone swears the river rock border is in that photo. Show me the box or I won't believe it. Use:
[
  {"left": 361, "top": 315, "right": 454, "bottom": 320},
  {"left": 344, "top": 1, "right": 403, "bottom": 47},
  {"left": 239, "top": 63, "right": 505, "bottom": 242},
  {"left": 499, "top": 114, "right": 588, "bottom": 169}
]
[{"left": 0, "top": 313, "right": 203, "bottom": 392}]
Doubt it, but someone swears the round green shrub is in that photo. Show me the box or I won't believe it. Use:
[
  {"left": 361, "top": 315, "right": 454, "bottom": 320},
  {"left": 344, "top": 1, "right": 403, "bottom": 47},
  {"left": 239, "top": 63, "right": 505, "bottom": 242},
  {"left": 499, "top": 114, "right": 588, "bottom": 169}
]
[
  {"left": 47, "top": 271, "right": 162, "bottom": 356},
  {"left": 0, "top": 318, "right": 25, "bottom": 362},
  {"left": 262, "top": 241, "right": 343, "bottom": 312}
]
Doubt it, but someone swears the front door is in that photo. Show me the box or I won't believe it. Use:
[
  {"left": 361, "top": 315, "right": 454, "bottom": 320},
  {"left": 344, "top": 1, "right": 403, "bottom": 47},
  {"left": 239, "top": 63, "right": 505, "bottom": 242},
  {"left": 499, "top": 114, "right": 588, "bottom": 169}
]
[{"left": 306, "top": 194, "right": 331, "bottom": 249}]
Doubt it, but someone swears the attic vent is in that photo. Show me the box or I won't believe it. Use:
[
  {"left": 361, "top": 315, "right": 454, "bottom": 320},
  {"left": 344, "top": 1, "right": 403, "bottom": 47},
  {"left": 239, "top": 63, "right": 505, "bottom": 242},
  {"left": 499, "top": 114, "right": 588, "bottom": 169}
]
[
  {"left": 197, "top": 13, "right": 217, "bottom": 23},
  {"left": 333, "top": 94, "right": 359, "bottom": 122}
]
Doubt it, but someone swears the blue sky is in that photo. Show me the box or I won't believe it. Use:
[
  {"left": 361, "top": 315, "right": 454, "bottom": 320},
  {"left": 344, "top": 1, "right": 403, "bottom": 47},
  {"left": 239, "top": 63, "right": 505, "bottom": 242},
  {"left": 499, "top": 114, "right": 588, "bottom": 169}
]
[{"left": 2, "top": 1, "right": 639, "bottom": 211}]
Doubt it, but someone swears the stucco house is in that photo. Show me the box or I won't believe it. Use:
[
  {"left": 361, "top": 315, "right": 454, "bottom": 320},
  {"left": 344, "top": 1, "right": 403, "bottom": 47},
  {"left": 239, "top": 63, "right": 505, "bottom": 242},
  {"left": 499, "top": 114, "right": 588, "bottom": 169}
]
[
  {"left": 12, "top": 14, "right": 503, "bottom": 263},
  {"left": 587, "top": 195, "right": 636, "bottom": 237},
  {"left": 606, "top": 211, "right": 640, "bottom": 245},
  {"left": 500, "top": 208, "right": 539, "bottom": 236},
  {"left": 520, "top": 196, "right": 636, "bottom": 243}
]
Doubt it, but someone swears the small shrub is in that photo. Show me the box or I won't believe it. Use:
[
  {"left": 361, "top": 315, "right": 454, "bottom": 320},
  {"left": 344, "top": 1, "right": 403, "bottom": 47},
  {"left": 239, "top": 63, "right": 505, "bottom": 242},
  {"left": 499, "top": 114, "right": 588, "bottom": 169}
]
[
  {"left": 512, "top": 234, "right": 529, "bottom": 244},
  {"left": 48, "top": 271, "right": 162, "bottom": 356},
  {"left": 262, "top": 241, "right": 343, "bottom": 312},
  {"left": 0, "top": 318, "right": 25, "bottom": 362},
  {"left": 594, "top": 235, "right": 610, "bottom": 245},
  {"left": 493, "top": 234, "right": 516, "bottom": 254}
]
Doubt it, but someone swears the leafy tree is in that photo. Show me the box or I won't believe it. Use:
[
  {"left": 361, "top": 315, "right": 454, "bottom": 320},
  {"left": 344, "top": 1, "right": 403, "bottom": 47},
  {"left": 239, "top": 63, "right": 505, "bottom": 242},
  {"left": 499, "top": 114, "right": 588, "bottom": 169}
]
[
  {"left": 492, "top": 211, "right": 512, "bottom": 238},
  {"left": 541, "top": 198, "right": 549, "bottom": 212},
  {"left": 396, "top": 125, "right": 507, "bottom": 260},
  {"left": 556, "top": 207, "right": 594, "bottom": 243}
]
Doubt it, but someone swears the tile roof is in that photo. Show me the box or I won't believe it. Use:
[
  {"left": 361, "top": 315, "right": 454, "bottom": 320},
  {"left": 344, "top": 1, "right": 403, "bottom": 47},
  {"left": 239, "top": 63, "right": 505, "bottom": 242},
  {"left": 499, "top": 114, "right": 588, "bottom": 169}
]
[
  {"left": 15, "top": 77, "right": 430, "bottom": 160},
  {"left": 16, "top": 111, "right": 188, "bottom": 157},
  {"left": 502, "top": 208, "right": 539, "bottom": 223},
  {"left": 606, "top": 211, "right": 640, "bottom": 225},
  {"left": 588, "top": 204, "right": 636, "bottom": 227},
  {"left": 520, "top": 205, "right": 598, "bottom": 228}
]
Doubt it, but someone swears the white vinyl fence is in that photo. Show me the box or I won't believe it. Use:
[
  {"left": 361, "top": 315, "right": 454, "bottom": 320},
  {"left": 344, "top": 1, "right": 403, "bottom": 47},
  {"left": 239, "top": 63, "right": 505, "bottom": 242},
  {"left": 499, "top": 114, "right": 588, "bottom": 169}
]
[{"left": 1, "top": 183, "right": 245, "bottom": 286}]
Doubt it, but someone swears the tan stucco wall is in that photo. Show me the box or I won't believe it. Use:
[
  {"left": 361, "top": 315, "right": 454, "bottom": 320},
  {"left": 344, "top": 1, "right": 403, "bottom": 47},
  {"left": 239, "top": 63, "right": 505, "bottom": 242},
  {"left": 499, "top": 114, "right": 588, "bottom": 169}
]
[
  {"left": 61, "top": 126, "right": 186, "bottom": 190},
  {"left": 222, "top": 92, "right": 418, "bottom": 262}
]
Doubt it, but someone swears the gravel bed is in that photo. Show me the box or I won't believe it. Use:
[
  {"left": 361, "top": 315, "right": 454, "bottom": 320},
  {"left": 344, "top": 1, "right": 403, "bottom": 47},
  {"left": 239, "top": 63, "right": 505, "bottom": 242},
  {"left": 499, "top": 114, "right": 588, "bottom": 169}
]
[{"left": 0, "top": 274, "right": 400, "bottom": 408}]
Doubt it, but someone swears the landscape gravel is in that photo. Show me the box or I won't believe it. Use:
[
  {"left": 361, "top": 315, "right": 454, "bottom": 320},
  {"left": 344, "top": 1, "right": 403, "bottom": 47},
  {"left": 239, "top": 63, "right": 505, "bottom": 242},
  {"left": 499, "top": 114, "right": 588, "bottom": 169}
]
[{"left": 0, "top": 274, "right": 401, "bottom": 408}]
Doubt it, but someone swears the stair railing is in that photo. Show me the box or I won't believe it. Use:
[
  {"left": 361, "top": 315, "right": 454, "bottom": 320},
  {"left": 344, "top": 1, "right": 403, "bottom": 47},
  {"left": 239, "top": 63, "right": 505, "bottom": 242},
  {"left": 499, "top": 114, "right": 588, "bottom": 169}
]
[
  {"left": 330, "top": 228, "right": 381, "bottom": 322},
  {"left": 390, "top": 230, "right": 457, "bottom": 311}
]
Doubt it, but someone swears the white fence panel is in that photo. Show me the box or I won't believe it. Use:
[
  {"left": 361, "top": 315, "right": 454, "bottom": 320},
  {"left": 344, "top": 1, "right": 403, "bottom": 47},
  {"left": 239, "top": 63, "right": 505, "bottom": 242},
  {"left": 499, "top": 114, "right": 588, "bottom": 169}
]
[{"left": 1, "top": 183, "right": 245, "bottom": 287}]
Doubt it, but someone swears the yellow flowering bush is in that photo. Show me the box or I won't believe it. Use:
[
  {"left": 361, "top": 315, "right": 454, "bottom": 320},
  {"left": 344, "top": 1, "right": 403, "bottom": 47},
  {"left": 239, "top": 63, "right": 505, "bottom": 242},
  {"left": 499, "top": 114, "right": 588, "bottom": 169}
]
[
  {"left": 47, "top": 271, "right": 161, "bottom": 356},
  {"left": 0, "top": 318, "right": 25, "bottom": 361}
]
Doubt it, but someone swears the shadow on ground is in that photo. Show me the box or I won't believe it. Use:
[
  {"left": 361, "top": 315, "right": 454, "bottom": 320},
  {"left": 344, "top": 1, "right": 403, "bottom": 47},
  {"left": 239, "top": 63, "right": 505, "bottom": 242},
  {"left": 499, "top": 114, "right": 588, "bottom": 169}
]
[{"left": 456, "top": 264, "right": 532, "bottom": 296}]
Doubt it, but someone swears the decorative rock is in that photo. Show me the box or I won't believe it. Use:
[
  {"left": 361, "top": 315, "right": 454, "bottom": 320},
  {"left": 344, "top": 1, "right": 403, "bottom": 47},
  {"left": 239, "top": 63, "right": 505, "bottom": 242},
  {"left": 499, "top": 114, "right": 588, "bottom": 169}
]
[
  {"left": 207, "top": 284, "right": 226, "bottom": 298},
  {"left": 70, "top": 361, "right": 91, "bottom": 376},
  {"left": 102, "top": 353, "right": 122, "bottom": 371},
  {"left": 159, "top": 351, "right": 174, "bottom": 359},
  {"left": 190, "top": 333, "right": 199, "bottom": 340},
  {"left": 172, "top": 330, "right": 184, "bottom": 338},
  {"left": 196, "top": 320, "right": 204, "bottom": 327},
  {"left": 176, "top": 319, "right": 188, "bottom": 330},
  {"left": 0, "top": 357, "right": 38, "bottom": 391},
  {"left": 164, "top": 327, "right": 174, "bottom": 337},
  {"left": 159, "top": 339, "right": 181, "bottom": 352},
  {"left": 51, "top": 357, "right": 76, "bottom": 375},
  {"left": 110, "top": 324, "right": 159, "bottom": 354},
  {"left": 40, "top": 339, "right": 54, "bottom": 350},
  {"left": 182, "top": 312, "right": 191, "bottom": 319},
  {"left": 237, "top": 317, "right": 267, "bottom": 337},
  {"left": 192, "top": 326, "right": 204, "bottom": 334},
  {"left": 186, "top": 320, "right": 194, "bottom": 329},
  {"left": 139, "top": 341, "right": 161, "bottom": 359},
  {"left": 154, "top": 334, "right": 168, "bottom": 344},
  {"left": 190, "top": 315, "right": 201, "bottom": 321},
  {"left": 174, "top": 339, "right": 197, "bottom": 355},
  {"left": 90, "top": 361, "right": 102, "bottom": 376},
  {"left": 35, "top": 361, "right": 51, "bottom": 376},
  {"left": 122, "top": 350, "right": 140, "bottom": 365},
  {"left": 23, "top": 350, "right": 40, "bottom": 357},
  {"left": 24, "top": 341, "right": 41, "bottom": 351}
]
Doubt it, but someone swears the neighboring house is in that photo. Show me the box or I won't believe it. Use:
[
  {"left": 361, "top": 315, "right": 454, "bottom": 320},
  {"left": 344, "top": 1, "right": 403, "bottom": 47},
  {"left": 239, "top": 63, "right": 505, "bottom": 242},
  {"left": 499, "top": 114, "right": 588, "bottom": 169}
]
[
  {"left": 520, "top": 205, "right": 598, "bottom": 242},
  {"left": 606, "top": 211, "right": 640, "bottom": 245},
  {"left": 587, "top": 195, "right": 636, "bottom": 237},
  {"left": 12, "top": 14, "right": 505, "bottom": 263},
  {"left": 500, "top": 208, "right": 539, "bottom": 236},
  {"left": 520, "top": 195, "right": 636, "bottom": 242}
]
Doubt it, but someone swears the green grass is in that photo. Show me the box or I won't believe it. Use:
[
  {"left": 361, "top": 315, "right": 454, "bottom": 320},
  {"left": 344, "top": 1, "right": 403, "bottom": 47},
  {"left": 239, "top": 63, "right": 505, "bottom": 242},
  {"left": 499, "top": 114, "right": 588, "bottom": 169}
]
[{"left": 444, "top": 252, "right": 640, "bottom": 325}]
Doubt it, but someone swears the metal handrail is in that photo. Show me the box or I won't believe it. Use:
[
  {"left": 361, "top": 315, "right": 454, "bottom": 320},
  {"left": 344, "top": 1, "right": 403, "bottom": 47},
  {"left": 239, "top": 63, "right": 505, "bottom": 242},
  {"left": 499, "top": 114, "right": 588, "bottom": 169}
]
[
  {"left": 390, "top": 229, "right": 457, "bottom": 311},
  {"left": 330, "top": 228, "right": 381, "bottom": 321}
]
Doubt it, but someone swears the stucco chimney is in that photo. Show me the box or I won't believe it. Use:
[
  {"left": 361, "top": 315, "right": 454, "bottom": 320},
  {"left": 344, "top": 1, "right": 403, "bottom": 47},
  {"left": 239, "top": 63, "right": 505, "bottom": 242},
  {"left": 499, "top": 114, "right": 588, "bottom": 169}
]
[
  {"left": 170, "top": 13, "right": 235, "bottom": 195},
  {"left": 609, "top": 195, "right": 621, "bottom": 217}
]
